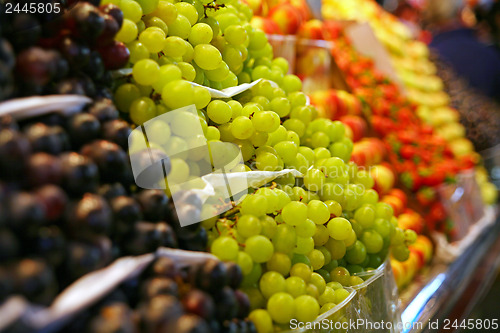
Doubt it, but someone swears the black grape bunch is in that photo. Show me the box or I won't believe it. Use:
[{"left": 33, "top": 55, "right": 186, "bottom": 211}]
[{"left": 0, "top": 0, "right": 130, "bottom": 101}]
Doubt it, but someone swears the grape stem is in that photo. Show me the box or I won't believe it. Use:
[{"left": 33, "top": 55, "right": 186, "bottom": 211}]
[
  {"left": 221, "top": 205, "right": 240, "bottom": 218},
  {"left": 203, "top": 2, "right": 226, "bottom": 17}
]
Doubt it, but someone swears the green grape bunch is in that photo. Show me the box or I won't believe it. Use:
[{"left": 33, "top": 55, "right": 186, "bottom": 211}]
[
  {"left": 110, "top": 0, "right": 273, "bottom": 125},
  {"left": 106, "top": 1, "right": 417, "bottom": 331}
]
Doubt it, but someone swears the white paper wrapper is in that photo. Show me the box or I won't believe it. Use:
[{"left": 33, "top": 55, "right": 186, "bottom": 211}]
[
  {"left": 113, "top": 69, "right": 262, "bottom": 98},
  {"left": 0, "top": 95, "right": 92, "bottom": 120},
  {"left": 0, "top": 248, "right": 218, "bottom": 332},
  {"left": 190, "top": 79, "right": 263, "bottom": 98}
]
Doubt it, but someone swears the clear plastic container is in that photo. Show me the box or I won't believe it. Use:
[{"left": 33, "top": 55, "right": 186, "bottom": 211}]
[
  {"left": 295, "top": 39, "right": 335, "bottom": 94},
  {"left": 267, "top": 34, "right": 297, "bottom": 74},
  {"left": 285, "top": 260, "right": 401, "bottom": 333},
  {"left": 480, "top": 143, "right": 500, "bottom": 190},
  {"left": 284, "top": 289, "right": 360, "bottom": 333},
  {"left": 347, "top": 260, "right": 402, "bottom": 333},
  {"left": 436, "top": 169, "right": 485, "bottom": 242}
]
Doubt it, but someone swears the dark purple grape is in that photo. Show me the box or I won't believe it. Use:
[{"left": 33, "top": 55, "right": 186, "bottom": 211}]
[
  {"left": 0, "top": 267, "right": 14, "bottom": 302},
  {"left": 246, "top": 319, "right": 257, "bottom": 333},
  {"left": 100, "top": 4, "right": 123, "bottom": 28},
  {"left": 8, "top": 14, "right": 42, "bottom": 50},
  {"left": 34, "top": 184, "right": 68, "bottom": 222},
  {"left": 174, "top": 205, "right": 201, "bottom": 229},
  {"left": 59, "top": 36, "right": 90, "bottom": 69},
  {"left": 182, "top": 290, "right": 215, "bottom": 319},
  {"left": 221, "top": 320, "right": 238, "bottom": 333},
  {"left": 67, "top": 2, "right": 105, "bottom": 41},
  {"left": 225, "top": 263, "right": 243, "bottom": 290},
  {"left": 67, "top": 193, "right": 112, "bottom": 234},
  {"left": 148, "top": 257, "right": 178, "bottom": 279},
  {"left": 111, "top": 195, "right": 142, "bottom": 235},
  {"left": 123, "top": 222, "right": 178, "bottom": 255},
  {"left": 0, "top": 129, "right": 31, "bottom": 179},
  {"left": 24, "top": 123, "right": 68, "bottom": 155},
  {"left": 0, "top": 62, "right": 14, "bottom": 101},
  {"left": 13, "top": 258, "right": 57, "bottom": 305},
  {"left": 234, "top": 290, "right": 250, "bottom": 319},
  {"left": 97, "top": 288, "right": 129, "bottom": 307},
  {"left": 96, "top": 13, "right": 120, "bottom": 47},
  {"left": 7, "top": 192, "right": 46, "bottom": 236},
  {"left": 214, "top": 287, "right": 238, "bottom": 322},
  {"left": 208, "top": 320, "right": 220, "bottom": 333},
  {"left": 67, "top": 113, "right": 101, "bottom": 147},
  {"left": 86, "top": 0, "right": 103, "bottom": 7},
  {"left": 139, "top": 295, "right": 183, "bottom": 333},
  {"left": 136, "top": 190, "right": 169, "bottom": 222},
  {"left": 49, "top": 125, "right": 71, "bottom": 151},
  {"left": 103, "top": 119, "right": 131, "bottom": 150},
  {"left": 141, "top": 277, "right": 179, "bottom": 300},
  {"left": 98, "top": 41, "right": 129, "bottom": 70},
  {"left": 88, "top": 302, "right": 137, "bottom": 333},
  {"left": 97, "top": 70, "right": 113, "bottom": 86},
  {"left": 60, "top": 152, "right": 100, "bottom": 196},
  {"left": 0, "top": 228, "right": 19, "bottom": 262},
  {"left": 59, "top": 309, "right": 93, "bottom": 333},
  {"left": 194, "top": 259, "right": 228, "bottom": 294},
  {"left": 0, "top": 182, "right": 7, "bottom": 227},
  {"left": 0, "top": 115, "right": 18, "bottom": 131},
  {"left": 32, "top": 225, "right": 66, "bottom": 267},
  {"left": 81, "top": 140, "right": 130, "bottom": 183},
  {"left": 130, "top": 149, "right": 171, "bottom": 190},
  {"left": 15, "top": 47, "right": 64, "bottom": 86},
  {"left": 55, "top": 78, "right": 86, "bottom": 95},
  {"left": 233, "top": 320, "right": 253, "bottom": 333},
  {"left": 89, "top": 98, "right": 118, "bottom": 123},
  {"left": 175, "top": 314, "right": 211, "bottom": 333},
  {"left": 0, "top": 39, "right": 15, "bottom": 70},
  {"left": 98, "top": 183, "right": 126, "bottom": 202},
  {"left": 76, "top": 74, "right": 97, "bottom": 97},
  {"left": 174, "top": 191, "right": 203, "bottom": 208},
  {"left": 95, "top": 86, "right": 114, "bottom": 100},
  {"left": 26, "top": 152, "right": 62, "bottom": 187},
  {"left": 82, "top": 51, "right": 105, "bottom": 81},
  {"left": 64, "top": 239, "right": 112, "bottom": 282},
  {"left": 25, "top": 112, "right": 66, "bottom": 127},
  {"left": 177, "top": 226, "right": 208, "bottom": 252}
]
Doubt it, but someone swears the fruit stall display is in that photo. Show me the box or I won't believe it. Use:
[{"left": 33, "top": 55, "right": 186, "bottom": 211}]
[
  {"left": 320, "top": 0, "right": 496, "bottom": 170},
  {"left": 0, "top": 1, "right": 497, "bottom": 333},
  {"left": 0, "top": 1, "right": 418, "bottom": 332},
  {"left": 244, "top": 0, "right": 498, "bottom": 285}
]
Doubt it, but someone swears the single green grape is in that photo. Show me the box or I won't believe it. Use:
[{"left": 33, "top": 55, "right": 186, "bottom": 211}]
[{"left": 211, "top": 236, "right": 238, "bottom": 261}]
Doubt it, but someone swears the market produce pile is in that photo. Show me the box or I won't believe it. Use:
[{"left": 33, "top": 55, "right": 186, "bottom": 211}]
[
  {"left": 0, "top": 0, "right": 486, "bottom": 332},
  {"left": 106, "top": 0, "right": 416, "bottom": 330},
  {"left": 0, "top": 99, "right": 209, "bottom": 305},
  {"left": 0, "top": 0, "right": 129, "bottom": 100},
  {"left": 321, "top": 0, "right": 486, "bottom": 163},
  {"left": 62, "top": 257, "right": 255, "bottom": 333},
  {"left": 429, "top": 51, "right": 500, "bottom": 152},
  {"left": 236, "top": 0, "right": 498, "bottom": 286}
]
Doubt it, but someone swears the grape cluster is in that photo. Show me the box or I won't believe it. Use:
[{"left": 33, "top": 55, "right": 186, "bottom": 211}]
[
  {"left": 111, "top": 0, "right": 291, "bottom": 126},
  {"left": 0, "top": 99, "right": 206, "bottom": 308},
  {"left": 206, "top": 183, "right": 415, "bottom": 330},
  {"left": 0, "top": 38, "right": 15, "bottom": 100},
  {"left": 0, "top": 0, "right": 129, "bottom": 100},
  {"left": 58, "top": 257, "right": 255, "bottom": 333},
  {"left": 109, "top": 1, "right": 417, "bottom": 330}
]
